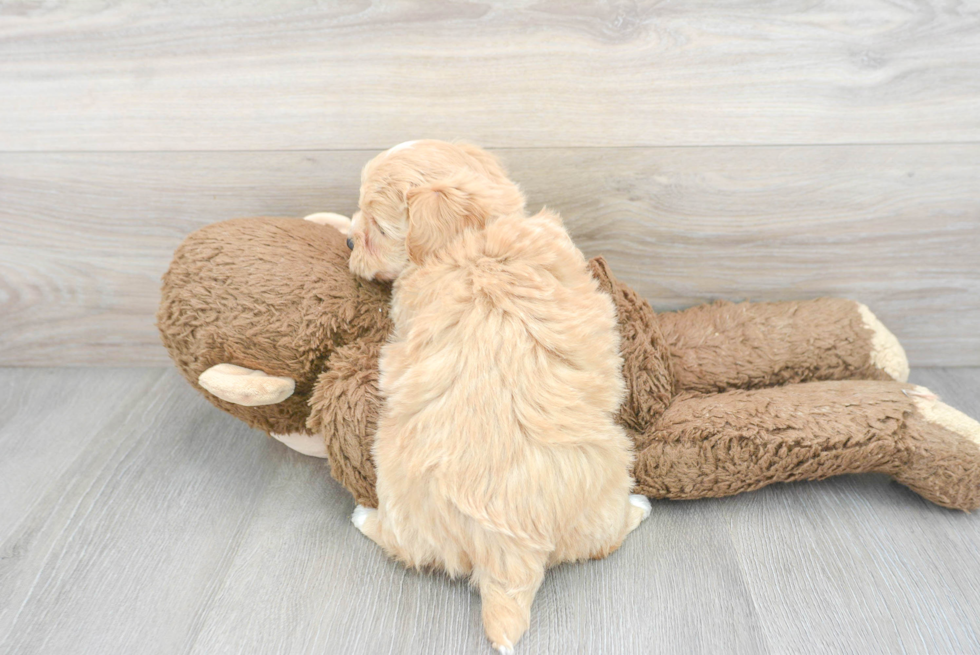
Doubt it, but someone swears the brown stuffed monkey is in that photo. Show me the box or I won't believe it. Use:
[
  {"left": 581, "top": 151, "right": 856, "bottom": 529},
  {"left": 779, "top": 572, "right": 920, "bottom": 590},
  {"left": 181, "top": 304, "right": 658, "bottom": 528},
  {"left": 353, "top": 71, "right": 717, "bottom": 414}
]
[{"left": 157, "top": 214, "right": 980, "bottom": 512}]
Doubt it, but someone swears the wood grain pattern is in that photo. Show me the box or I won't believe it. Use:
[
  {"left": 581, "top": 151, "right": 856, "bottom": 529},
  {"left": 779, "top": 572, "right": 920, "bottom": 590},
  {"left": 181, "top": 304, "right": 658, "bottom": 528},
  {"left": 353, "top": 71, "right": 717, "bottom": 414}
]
[
  {"left": 1, "top": 1, "right": 979, "bottom": 151},
  {"left": 0, "top": 368, "right": 165, "bottom": 541},
  {"left": 2, "top": 146, "right": 978, "bottom": 366},
  {"left": 1, "top": 366, "right": 979, "bottom": 654},
  {"left": 0, "top": 368, "right": 281, "bottom": 654}
]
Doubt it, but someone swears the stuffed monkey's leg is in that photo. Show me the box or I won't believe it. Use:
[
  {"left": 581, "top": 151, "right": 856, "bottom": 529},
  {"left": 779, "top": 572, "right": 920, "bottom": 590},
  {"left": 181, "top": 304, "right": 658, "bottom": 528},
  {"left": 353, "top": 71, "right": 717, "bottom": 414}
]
[
  {"left": 657, "top": 298, "right": 908, "bottom": 394},
  {"left": 632, "top": 380, "right": 980, "bottom": 511}
]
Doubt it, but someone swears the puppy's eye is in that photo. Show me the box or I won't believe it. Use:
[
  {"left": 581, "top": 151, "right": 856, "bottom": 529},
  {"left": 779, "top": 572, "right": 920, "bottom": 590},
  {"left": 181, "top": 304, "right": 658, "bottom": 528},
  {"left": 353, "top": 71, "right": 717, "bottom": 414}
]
[{"left": 366, "top": 214, "right": 385, "bottom": 237}]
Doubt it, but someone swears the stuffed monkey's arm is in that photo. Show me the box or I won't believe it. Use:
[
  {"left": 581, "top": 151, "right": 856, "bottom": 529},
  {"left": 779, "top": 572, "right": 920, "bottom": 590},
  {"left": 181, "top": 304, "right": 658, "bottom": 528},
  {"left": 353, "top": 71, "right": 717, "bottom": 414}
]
[
  {"left": 631, "top": 380, "right": 980, "bottom": 511},
  {"left": 657, "top": 298, "right": 908, "bottom": 394},
  {"left": 306, "top": 340, "right": 383, "bottom": 508}
]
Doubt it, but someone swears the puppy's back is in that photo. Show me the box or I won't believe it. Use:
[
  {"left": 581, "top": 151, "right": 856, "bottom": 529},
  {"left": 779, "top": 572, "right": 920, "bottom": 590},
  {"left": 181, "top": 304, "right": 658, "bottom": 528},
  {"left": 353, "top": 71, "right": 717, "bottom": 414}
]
[
  {"left": 384, "top": 210, "right": 626, "bottom": 432},
  {"left": 378, "top": 211, "right": 631, "bottom": 543}
]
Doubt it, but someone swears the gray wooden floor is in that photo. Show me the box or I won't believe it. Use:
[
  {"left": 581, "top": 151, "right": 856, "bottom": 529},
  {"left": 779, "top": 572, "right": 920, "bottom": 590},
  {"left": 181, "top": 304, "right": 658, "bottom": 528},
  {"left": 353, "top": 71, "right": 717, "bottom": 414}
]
[{"left": 2, "top": 366, "right": 979, "bottom": 655}]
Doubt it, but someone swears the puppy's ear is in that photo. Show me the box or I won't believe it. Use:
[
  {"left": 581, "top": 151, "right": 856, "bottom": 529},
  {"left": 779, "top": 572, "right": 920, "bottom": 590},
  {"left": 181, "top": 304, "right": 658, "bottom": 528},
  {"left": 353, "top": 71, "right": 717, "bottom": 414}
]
[
  {"left": 454, "top": 142, "right": 526, "bottom": 215},
  {"left": 405, "top": 173, "right": 493, "bottom": 264}
]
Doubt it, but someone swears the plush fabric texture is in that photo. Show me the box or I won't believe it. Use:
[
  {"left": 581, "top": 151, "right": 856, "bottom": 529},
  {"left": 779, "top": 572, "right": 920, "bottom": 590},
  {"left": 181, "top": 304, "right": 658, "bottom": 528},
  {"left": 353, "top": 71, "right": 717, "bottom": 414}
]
[
  {"left": 632, "top": 380, "right": 978, "bottom": 511},
  {"left": 158, "top": 218, "right": 391, "bottom": 436},
  {"left": 658, "top": 298, "right": 890, "bottom": 394},
  {"left": 588, "top": 257, "right": 674, "bottom": 436},
  {"left": 307, "top": 340, "right": 384, "bottom": 507},
  {"left": 158, "top": 217, "right": 980, "bottom": 511}
]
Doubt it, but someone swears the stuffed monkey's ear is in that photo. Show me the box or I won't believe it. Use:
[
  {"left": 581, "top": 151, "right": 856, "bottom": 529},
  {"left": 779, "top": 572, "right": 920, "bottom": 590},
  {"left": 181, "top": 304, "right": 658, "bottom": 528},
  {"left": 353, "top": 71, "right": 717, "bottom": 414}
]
[{"left": 404, "top": 173, "right": 493, "bottom": 265}]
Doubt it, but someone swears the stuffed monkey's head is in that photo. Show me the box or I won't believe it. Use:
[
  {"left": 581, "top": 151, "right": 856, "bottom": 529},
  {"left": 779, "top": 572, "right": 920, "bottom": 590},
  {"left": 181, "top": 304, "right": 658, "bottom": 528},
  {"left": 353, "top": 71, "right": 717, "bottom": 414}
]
[
  {"left": 348, "top": 140, "right": 526, "bottom": 281},
  {"left": 158, "top": 216, "right": 393, "bottom": 437}
]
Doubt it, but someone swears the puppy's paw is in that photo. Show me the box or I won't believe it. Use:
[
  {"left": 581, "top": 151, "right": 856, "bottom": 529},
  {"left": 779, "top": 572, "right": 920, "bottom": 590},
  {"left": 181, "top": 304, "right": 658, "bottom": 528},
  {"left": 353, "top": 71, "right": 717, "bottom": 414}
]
[
  {"left": 351, "top": 505, "right": 375, "bottom": 531},
  {"left": 494, "top": 644, "right": 515, "bottom": 655},
  {"left": 629, "top": 494, "right": 652, "bottom": 521}
]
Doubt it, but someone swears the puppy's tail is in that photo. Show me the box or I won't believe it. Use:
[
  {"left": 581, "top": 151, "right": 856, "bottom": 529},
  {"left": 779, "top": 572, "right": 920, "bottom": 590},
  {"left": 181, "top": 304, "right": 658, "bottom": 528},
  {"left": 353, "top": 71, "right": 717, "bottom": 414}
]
[{"left": 475, "top": 559, "right": 546, "bottom": 654}]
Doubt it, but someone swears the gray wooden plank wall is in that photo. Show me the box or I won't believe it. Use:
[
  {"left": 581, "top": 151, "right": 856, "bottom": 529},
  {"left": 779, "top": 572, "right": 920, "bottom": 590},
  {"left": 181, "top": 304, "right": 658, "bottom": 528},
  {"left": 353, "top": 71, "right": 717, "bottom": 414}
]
[
  {"left": 3, "top": 1, "right": 980, "bottom": 150},
  {"left": 1, "top": 1, "right": 979, "bottom": 366}
]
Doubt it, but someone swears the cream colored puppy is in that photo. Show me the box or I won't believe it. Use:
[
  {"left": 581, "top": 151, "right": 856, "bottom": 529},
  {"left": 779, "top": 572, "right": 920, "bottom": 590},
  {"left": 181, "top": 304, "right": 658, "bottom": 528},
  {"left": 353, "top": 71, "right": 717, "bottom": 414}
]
[{"left": 348, "top": 140, "right": 650, "bottom": 653}]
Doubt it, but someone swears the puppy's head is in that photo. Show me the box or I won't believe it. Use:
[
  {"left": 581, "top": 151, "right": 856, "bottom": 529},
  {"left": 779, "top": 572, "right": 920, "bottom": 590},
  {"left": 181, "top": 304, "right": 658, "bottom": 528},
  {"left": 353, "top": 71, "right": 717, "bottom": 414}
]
[{"left": 348, "top": 140, "right": 525, "bottom": 281}]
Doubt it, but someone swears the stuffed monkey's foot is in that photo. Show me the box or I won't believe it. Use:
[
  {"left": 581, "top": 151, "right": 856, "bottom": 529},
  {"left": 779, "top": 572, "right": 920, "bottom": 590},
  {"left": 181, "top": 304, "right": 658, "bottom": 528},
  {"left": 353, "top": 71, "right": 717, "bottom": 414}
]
[
  {"left": 198, "top": 363, "right": 295, "bottom": 406},
  {"left": 907, "top": 386, "right": 980, "bottom": 446},
  {"left": 270, "top": 432, "right": 329, "bottom": 458},
  {"left": 303, "top": 212, "right": 352, "bottom": 235},
  {"left": 856, "top": 303, "right": 909, "bottom": 382},
  {"left": 897, "top": 386, "right": 980, "bottom": 511}
]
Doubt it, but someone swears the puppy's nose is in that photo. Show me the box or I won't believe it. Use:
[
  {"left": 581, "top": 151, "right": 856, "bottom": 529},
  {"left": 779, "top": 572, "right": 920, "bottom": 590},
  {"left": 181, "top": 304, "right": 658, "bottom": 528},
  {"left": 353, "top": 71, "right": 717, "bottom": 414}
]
[{"left": 346, "top": 237, "right": 354, "bottom": 250}]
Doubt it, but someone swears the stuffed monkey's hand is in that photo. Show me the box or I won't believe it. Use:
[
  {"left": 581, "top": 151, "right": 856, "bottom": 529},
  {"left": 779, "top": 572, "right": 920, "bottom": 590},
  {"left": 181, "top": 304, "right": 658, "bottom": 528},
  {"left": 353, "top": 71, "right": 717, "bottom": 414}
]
[
  {"left": 303, "top": 212, "right": 352, "bottom": 235},
  {"left": 198, "top": 363, "right": 296, "bottom": 407}
]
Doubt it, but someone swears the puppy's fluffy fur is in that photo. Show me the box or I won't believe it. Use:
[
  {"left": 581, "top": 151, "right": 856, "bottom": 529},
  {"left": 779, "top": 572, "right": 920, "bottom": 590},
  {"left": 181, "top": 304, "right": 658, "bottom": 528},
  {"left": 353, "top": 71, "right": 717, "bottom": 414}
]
[{"left": 348, "top": 140, "right": 649, "bottom": 653}]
